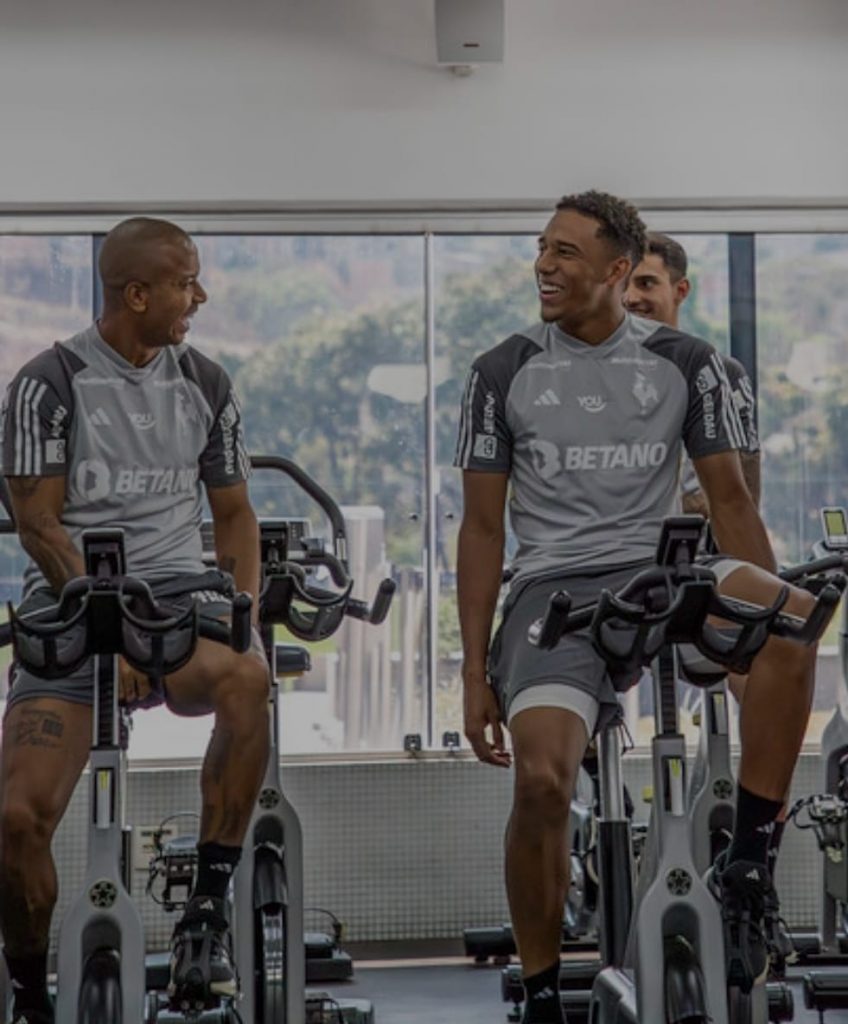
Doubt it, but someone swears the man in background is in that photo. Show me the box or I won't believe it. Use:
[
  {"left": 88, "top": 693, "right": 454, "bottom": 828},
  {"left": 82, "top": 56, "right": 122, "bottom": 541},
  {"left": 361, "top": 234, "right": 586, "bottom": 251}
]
[{"left": 624, "top": 232, "right": 794, "bottom": 975}]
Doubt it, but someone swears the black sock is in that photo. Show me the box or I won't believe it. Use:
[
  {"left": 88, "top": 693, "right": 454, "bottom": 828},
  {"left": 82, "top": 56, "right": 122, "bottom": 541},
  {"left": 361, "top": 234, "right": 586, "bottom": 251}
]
[
  {"left": 191, "top": 842, "right": 241, "bottom": 903},
  {"left": 4, "top": 950, "right": 51, "bottom": 1010},
  {"left": 727, "top": 785, "right": 784, "bottom": 867},
  {"left": 522, "top": 962, "right": 563, "bottom": 1023},
  {"left": 767, "top": 817, "right": 786, "bottom": 879}
]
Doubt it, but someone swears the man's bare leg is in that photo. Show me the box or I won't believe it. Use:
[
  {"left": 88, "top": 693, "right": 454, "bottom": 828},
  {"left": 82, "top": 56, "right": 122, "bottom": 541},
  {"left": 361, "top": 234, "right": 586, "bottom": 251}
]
[
  {"left": 713, "top": 567, "right": 817, "bottom": 985},
  {"left": 507, "top": 707, "right": 589, "bottom": 1023},
  {"left": 163, "top": 635, "right": 270, "bottom": 1004},
  {"left": 0, "top": 699, "right": 91, "bottom": 1015}
]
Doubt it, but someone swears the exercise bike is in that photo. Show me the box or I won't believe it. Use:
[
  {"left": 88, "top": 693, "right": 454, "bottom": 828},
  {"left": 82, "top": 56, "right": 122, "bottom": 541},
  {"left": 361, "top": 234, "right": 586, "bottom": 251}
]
[
  {"left": 768, "top": 505, "right": 848, "bottom": 1019},
  {"left": 531, "top": 514, "right": 842, "bottom": 1024},
  {"left": 0, "top": 528, "right": 252, "bottom": 1024},
  {"left": 144, "top": 455, "right": 395, "bottom": 1024}
]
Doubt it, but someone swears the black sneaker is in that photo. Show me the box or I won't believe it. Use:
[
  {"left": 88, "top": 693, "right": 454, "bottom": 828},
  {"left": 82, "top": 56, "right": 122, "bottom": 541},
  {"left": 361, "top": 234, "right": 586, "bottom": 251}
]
[
  {"left": 168, "top": 895, "right": 238, "bottom": 1013},
  {"left": 707, "top": 854, "right": 771, "bottom": 993},
  {"left": 762, "top": 884, "right": 797, "bottom": 978},
  {"left": 11, "top": 1009, "right": 54, "bottom": 1024}
]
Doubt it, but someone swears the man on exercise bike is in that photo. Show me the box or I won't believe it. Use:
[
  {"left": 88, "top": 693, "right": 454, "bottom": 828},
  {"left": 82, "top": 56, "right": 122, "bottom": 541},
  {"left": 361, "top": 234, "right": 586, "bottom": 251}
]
[
  {"left": 624, "top": 232, "right": 795, "bottom": 974},
  {"left": 0, "top": 218, "right": 270, "bottom": 1024},
  {"left": 455, "top": 190, "right": 816, "bottom": 1023}
]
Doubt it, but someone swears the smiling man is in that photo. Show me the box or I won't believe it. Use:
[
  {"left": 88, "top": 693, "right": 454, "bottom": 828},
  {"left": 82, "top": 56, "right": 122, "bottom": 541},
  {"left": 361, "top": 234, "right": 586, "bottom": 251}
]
[
  {"left": 0, "top": 218, "right": 267, "bottom": 1023},
  {"left": 455, "top": 191, "right": 818, "bottom": 1021},
  {"left": 624, "top": 232, "right": 760, "bottom": 517}
]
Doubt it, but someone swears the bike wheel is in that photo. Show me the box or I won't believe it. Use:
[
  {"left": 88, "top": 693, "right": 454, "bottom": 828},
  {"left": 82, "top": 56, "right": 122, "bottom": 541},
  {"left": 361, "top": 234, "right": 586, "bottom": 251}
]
[
  {"left": 255, "top": 906, "right": 285, "bottom": 1022},
  {"left": 78, "top": 949, "right": 122, "bottom": 1024}
]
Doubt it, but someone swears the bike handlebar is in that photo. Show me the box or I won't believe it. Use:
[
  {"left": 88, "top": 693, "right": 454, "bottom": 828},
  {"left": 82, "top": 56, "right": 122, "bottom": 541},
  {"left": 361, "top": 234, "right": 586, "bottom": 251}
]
[
  {"left": 530, "top": 543, "right": 845, "bottom": 677},
  {"left": 251, "top": 455, "right": 395, "bottom": 641},
  {"left": 0, "top": 575, "right": 252, "bottom": 679}
]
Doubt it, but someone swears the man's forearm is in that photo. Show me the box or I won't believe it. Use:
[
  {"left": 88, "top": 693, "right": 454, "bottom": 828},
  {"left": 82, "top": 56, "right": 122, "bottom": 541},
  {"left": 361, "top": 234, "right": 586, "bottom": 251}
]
[
  {"left": 213, "top": 509, "right": 261, "bottom": 623},
  {"left": 19, "top": 515, "right": 85, "bottom": 593},
  {"left": 457, "top": 524, "right": 504, "bottom": 677},
  {"left": 710, "top": 494, "right": 776, "bottom": 573},
  {"left": 741, "top": 452, "right": 761, "bottom": 508}
]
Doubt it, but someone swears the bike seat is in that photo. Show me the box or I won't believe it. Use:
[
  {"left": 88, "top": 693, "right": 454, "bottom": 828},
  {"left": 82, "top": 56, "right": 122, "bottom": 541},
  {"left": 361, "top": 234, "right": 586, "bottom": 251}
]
[{"left": 677, "top": 643, "right": 729, "bottom": 686}]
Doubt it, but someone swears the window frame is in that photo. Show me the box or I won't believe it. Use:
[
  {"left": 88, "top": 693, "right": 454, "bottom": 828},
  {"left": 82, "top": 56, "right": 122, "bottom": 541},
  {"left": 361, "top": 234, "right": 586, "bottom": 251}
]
[{"left": 1, "top": 202, "right": 846, "bottom": 760}]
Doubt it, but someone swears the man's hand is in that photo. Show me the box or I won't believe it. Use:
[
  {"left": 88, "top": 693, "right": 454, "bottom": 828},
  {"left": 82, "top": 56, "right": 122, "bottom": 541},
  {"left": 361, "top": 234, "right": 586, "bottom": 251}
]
[
  {"left": 118, "top": 656, "right": 155, "bottom": 709},
  {"left": 463, "top": 668, "right": 511, "bottom": 768}
]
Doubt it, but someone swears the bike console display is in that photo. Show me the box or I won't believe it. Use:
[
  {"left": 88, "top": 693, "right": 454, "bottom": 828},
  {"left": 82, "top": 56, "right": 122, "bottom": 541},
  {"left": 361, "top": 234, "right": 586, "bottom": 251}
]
[{"left": 822, "top": 507, "right": 848, "bottom": 550}]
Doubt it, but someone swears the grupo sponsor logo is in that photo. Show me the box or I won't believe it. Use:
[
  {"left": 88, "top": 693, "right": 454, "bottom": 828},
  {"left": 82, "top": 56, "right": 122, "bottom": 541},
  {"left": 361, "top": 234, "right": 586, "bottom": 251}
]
[
  {"left": 482, "top": 391, "right": 496, "bottom": 434},
  {"left": 219, "top": 400, "right": 239, "bottom": 474},
  {"left": 49, "top": 404, "right": 68, "bottom": 437},
  {"left": 703, "top": 393, "right": 716, "bottom": 440}
]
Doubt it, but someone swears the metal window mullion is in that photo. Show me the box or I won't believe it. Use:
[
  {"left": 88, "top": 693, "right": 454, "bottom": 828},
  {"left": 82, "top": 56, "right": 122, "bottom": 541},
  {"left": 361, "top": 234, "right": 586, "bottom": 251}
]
[
  {"left": 92, "top": 234, "right": 104, "bottom": 320},
  {"left": 728, "top": 233, "right": 758, "bottom": 414},
  {"left": 424, "top": 233, "right": 437, "bottom": 749}
]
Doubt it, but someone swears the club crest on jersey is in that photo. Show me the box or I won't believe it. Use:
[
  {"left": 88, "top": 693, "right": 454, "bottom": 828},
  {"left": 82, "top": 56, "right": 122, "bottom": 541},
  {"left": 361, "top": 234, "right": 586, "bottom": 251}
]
[
  {"left": 577, "top": 395, "right": 606, "bottom": 414},
  {"left": 632, "top": 371, "right": 659, "bottom": 410}
]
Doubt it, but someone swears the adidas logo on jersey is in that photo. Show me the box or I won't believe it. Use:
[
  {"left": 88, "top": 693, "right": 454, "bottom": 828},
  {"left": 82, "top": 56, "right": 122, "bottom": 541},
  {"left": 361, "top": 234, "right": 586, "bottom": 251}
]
[
  {"left": 88, "top": 407, "right": 111, "bottom": 427},
  {"left": 534, "top": 389, "right": 561, "bottom": 407}
]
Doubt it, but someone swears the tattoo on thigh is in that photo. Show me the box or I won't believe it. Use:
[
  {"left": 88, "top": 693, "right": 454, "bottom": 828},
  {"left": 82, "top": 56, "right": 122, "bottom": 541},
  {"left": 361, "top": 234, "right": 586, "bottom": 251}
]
[{"left": 13, "top": 710, "right": 65, "bottom": 748}]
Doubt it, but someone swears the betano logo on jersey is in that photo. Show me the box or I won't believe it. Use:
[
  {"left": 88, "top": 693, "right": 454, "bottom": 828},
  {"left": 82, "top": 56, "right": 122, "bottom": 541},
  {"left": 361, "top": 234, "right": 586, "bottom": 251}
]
[
  {"left": 75, "top": 459, "right": 198, "bottom": 500},
  {"left": 530, "top": 440, "right": 668, "bottom": 480}
]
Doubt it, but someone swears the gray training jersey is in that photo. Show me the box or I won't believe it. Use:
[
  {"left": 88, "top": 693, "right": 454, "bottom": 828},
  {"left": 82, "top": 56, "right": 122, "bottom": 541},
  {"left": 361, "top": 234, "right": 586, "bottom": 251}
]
[
  {"left": 680, "top": 353, "right": 758, "bottom": 497},
  {"left": 1, "top": 324, "right": 251, "bottom": 597},
  {"left": 454, "top": 314, "right": 746, "bottom": 584}
]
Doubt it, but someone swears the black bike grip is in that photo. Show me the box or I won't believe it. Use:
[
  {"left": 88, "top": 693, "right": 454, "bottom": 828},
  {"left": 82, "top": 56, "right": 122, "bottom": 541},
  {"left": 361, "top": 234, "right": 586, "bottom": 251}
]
[
  {"left": 369, "top": 579, "right": 396, "bottom": 624},
  {"left": 231, "top": 592, "right": 253, "bottom": 653},
  {"left": 534, "top": 591, "right": 573, "bottom": 650}
]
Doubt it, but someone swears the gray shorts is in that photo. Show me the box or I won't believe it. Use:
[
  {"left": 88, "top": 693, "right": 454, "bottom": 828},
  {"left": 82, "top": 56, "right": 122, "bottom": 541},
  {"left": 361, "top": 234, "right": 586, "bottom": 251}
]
[
  {"left": 488, "top": 556, "right": 748, "bottom": 738},
  {"left": 5, "top": 571, "right": 234, "bottom": 712}
]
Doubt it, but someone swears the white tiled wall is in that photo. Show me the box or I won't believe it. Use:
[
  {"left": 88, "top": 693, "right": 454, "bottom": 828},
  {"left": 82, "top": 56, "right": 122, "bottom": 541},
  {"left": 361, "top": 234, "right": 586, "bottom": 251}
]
[{"left": 48, "top": 751, "right": 827, "bottom": 954}]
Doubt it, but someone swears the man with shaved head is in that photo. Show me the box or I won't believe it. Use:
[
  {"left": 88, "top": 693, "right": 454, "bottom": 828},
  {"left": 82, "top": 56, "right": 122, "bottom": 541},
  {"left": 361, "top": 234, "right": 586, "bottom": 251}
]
[{"left": 0, "top": 218, "right": 267, "bottom": 1022}]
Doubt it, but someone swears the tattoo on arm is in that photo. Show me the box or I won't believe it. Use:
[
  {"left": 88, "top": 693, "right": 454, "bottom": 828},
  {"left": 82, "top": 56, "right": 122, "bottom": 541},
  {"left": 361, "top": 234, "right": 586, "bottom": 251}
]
[{"left": 219, "top": 556, "right": 236, "bottom": 574}]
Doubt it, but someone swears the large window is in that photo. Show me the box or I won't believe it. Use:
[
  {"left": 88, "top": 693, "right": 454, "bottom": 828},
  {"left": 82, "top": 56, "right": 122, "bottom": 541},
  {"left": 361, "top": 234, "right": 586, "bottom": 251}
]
[
  {"left": 0, "top": 237, "right": 92, "bottom": 697},
  {"left": 432, "top": 233, "right": 731, "bottom": 747},
  {"left": 131, "top": 236, "right": 427, "bottom": 758},
  {"left": 0, "top": 223, "right": 843, "bottom": 756},
  {"left": 756, "top": 234, "right": 848, "bottom": 746}
]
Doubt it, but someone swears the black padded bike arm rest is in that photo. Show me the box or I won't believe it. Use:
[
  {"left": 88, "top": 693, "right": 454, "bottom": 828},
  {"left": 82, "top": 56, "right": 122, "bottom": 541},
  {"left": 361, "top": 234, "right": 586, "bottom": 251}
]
[{"left": 274, "top": 643, "right": 311, "bottom": 675}]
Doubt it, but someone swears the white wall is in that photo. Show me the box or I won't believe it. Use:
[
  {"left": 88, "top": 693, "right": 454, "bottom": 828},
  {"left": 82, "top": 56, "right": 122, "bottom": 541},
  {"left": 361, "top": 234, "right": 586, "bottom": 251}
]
[{"left": 0, "top": 0, "right": 846, "bottom": 207}]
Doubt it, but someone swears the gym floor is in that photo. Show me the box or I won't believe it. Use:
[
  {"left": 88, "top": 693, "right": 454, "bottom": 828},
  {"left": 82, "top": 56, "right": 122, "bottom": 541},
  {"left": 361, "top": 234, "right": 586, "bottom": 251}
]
[{"left": 323, "top": 958, "right": 848, "bottom": 1023}]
